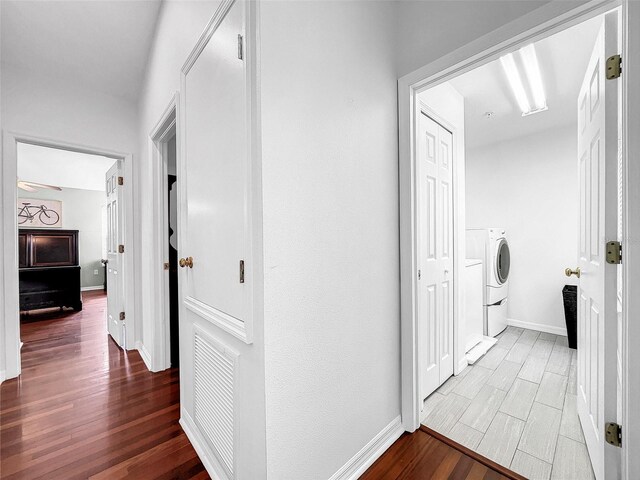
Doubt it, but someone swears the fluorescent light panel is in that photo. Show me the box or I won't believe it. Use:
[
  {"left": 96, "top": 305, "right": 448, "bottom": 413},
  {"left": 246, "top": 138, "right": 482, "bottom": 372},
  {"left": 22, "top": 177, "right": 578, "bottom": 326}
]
[
  {"left": 520, "top": 44, "right": 546, "bottom": 111},
  {"left": 500, "top": 53, "right": 531, "bottom": 114},
  {"left": 500, "top": 44, "right": 547, "bottom": 116}
]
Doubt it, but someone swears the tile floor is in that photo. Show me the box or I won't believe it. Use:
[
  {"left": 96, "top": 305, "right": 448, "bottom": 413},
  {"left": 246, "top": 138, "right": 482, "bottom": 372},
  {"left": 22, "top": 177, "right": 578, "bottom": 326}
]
[{"left": 421, "top": 326, "right": 594, "bottom": 480}]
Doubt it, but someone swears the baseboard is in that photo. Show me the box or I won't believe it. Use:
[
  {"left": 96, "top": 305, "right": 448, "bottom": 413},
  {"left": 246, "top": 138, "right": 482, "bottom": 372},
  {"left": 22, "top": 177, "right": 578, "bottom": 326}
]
[
  {"left": 456, "top": 356, "right": 469, "bottom": 376},
  {"left": 135, "top": 341, "right": 154, "bottom": 372},
  {"left": 81, "top": 285, "right": 104, "bottom": 292},
  {"left": 507, "top": 318, "right": 567, "bottom": 336},
  {"left": 329, "top": 415, "right": 404, "bottom": 480},
  {"left": 180, "top": 408, "right": 231, "bottom": 480}
]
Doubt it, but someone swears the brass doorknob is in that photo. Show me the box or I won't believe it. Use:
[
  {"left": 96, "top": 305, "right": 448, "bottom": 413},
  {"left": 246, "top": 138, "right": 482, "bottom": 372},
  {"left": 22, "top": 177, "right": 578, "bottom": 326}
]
[
  {"left": 565, "top": 267, "right": 581, "bottom": 278},
  {"left": 179, "top": 257, "right": 193, "bottom": 268}
]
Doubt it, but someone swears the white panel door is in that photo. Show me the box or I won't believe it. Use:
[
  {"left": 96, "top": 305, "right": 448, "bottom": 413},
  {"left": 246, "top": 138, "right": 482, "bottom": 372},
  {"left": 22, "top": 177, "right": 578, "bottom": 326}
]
[
  {"left": 180, "top": 1, "right": 249, "bottom": 476},
  {"left": 106, "top": 160, "right": 125, "bottom": 348},
  {"left": 182, "top": 0, "right": 248, "bottom": 332},
  {"left": 576, "top": 12, "right": 619, "bottom": 480},
  {"left": 418, "top": 112, "right": 454, "bottom": 402}
]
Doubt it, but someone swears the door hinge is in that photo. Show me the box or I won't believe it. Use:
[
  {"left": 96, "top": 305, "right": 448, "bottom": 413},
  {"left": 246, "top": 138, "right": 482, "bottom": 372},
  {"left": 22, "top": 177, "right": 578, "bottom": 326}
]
[
  {"left": 606, "top": 54, "right": 622, "bottom": 79},
  {"left": 418, "top": 269, "right": 421, "bottom": 280},
  {"left": 118, "top": 244, "right": 125, "bottom": 254},
  {"left": 117, "top": 176, "right": 124, "bottom": 186},
  {"left": 606, "top": 241, "right": 621, "bottom": 264},
  {"left": 237, "top": 34, "right": 244, "bottom": 60},
  {"left": 605, "top": 422, "right": 622, "bottom": 447},
  {"left": 239, "top": 260, "right": 245, "bottom": 283},
  {"left": 119, "top": 311, "right": 126, "bottom": 321},
  {"left": 163, "top": 262, "right": 170, "bottom": 270}
]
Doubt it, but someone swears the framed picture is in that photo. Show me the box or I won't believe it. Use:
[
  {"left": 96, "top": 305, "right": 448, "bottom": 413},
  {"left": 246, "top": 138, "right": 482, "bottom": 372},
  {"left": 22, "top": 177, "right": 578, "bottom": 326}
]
[{"left": 17, "top": 199, "right": 62, "bottom": 228}]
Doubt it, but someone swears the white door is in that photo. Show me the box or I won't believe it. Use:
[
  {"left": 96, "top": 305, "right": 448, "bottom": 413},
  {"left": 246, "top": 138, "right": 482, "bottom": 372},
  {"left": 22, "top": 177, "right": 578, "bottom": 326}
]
[
  {"left": 179, "top": 2, "right": 249, "bottom": 477},
  {"left": 181, "top": 1, "right": 247, "bottom": 331},
  {"left": 106, "top": 160, "right": 125, "bottom": 348},
  {"left": 576, "top": 12, "right": 620, "bottom": 480},
  {"left": 418, "top": 112, "right": 454, "bottom": 402}
]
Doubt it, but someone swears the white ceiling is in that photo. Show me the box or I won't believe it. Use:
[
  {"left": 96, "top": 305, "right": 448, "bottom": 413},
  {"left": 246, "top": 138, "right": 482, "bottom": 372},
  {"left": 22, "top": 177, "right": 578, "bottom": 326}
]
[
  {"left": 447, "top": 15, "right": 602, "bottom": 149},
  {"left": 0, "top": 0, "right": 162, "bottom": 101},
  {"left": 18, "top": 143, "right": 116, "bottom": 192}
]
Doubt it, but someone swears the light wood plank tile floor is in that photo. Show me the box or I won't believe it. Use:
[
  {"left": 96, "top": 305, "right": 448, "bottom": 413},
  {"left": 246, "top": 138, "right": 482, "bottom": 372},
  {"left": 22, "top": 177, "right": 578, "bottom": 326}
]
[{"left": 422, "top": 326, "right": 595, "bottom": 480}]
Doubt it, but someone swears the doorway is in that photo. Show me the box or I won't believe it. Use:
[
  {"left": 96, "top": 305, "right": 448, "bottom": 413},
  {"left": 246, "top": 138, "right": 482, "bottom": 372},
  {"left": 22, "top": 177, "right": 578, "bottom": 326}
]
[
  {"left": 400, "top": 4, "right": 629, "bottom": 480},
  {"left": 17, "top": 143, "right": 118, "bottom": 346},
  {"left": 1, "top": 133, "right": 135, "bottom": 381},
  {"left": 149, "top": 94, "right": 180, "bottom": 372},
  {"left": 166, "top": 134, "right": 180, "bottom": 367}
]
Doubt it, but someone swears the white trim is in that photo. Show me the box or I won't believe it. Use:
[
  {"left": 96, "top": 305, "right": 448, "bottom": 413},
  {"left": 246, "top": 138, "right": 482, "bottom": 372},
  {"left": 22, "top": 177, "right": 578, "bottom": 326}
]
[
  {"left": 621, "top": 2, "right": 640, "bottom": 477},
  {"left": 399, "top": 0, "right": 626, "bottom": 438},
  {"left": 184, "top": 296, "right": 248, "bottom": 344},
  {"left": 1, "top": 132, "right": 136, "bottom": 381},
  {"left": 81, "top": 285, "right": 104, "bottom": 292},
  {"left": 181, "top": 0, "right": 236, "bottom": 75},
  {"left": 0, "top": 370, "right": 5, "bottom": 384},
  {"left": 148, "top": 92, "right": 179, "bottom": 373},
  {"left": 135, "top": 340, "right": 153, "bottom": 372},
  {"left": 507, "top": 318, "right": 568, "bottom": 337},
  {"left": 328, "top": 416, "right": 403, "bottom": 480},
  {"left": 180, "top": 408, "right": 232, "bottom": 480}
]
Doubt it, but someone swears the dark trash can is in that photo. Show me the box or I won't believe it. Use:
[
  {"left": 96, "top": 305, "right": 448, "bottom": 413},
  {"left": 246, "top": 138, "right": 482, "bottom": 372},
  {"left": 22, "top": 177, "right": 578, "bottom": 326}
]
[{"left": 562, "top": 285, "right": 577, "bottom": 349}]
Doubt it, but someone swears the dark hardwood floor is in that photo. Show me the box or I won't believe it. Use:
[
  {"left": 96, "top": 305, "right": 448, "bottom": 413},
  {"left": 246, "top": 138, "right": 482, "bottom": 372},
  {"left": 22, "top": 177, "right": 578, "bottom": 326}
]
[
  {"left": 2, "top": 291, "right": 524, "bottom": 480},
  {"left": 361, "top": 426, "right": 525, "bottom": 480},
  {"left": 0, "top": 291, "right": 207, "bottom": 479}
]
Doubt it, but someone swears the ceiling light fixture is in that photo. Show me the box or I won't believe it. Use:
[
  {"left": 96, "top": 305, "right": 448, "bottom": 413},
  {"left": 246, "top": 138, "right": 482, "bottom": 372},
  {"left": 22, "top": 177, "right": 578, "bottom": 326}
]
[
  {"left": 520, "top": 44, "right": 547, "bottom": 112},
  {"left": 500, "top": 53, "right": 531, "bottom": 114},
  {"left": 500, "top": 44, "right": 547, "bottom": 116}
]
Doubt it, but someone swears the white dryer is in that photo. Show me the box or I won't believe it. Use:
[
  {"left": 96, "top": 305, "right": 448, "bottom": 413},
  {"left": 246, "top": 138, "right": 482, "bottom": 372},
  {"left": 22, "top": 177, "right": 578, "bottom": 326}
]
[{"left": 466, "top": 228, "right": 510, "bottom": 337}]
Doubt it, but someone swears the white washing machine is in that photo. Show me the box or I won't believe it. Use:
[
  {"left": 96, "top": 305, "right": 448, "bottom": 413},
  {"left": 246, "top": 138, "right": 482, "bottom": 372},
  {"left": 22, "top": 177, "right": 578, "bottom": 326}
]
[{"left": 466, "top": 228, "right": 510, "bottom": 337}]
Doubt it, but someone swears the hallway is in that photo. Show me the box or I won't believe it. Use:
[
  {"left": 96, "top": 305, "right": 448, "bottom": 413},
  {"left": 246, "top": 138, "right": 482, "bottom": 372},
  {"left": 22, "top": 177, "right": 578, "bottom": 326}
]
[{"left": 0, "top": 291, "right": 206, "bottom": 479}]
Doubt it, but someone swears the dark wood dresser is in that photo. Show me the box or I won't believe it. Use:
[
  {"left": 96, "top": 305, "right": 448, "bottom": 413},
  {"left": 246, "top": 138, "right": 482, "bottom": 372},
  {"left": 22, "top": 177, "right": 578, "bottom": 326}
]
[{"left": 19, "top": 229, "right": 82, "bottom": 312}]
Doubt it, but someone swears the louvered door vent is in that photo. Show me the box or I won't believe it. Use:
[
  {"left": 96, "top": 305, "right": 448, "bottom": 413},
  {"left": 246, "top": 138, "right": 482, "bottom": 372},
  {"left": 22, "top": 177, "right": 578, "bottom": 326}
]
[{"left": 194, "top": 330, "right": 236, "bottom": 478}]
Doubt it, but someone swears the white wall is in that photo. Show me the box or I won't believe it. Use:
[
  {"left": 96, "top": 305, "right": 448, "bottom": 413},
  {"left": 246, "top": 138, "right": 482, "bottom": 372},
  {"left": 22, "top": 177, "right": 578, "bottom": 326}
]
[
  {"left": 0, "top": 63, "right": 138, "bottom": 154},
  {"left": 18, "top": 188, "right": 106, "bottom": 289},
  {"left": 466, "top": 125, "right": 578, "bottom": 334},
  {"left": 260, "top": 2, "right": 400, "bottom": 478},
  {"left": 136, "top": 0, "right": 222, "bottom": 362},
  {"left": 0, "top": 60, "right": 138, "bottom": 378},
  {"left": 395, "top": 0, "right": 553, "bottom": 77},
  {"left": 17, "top": 143, "right": 114, "bottom": 191}
]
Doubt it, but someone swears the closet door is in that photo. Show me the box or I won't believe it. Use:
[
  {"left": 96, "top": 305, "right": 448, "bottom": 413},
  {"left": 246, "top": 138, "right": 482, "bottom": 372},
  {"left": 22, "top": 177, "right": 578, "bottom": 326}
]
[
  {"left": 418, "top": 112, "right": 454, "bottom": 402},
  {"left": 182, "top": 2, "right": 248, "bottom": 327},
  {"left": 179, "top": 1, "right": 260, "bottom": 478}
]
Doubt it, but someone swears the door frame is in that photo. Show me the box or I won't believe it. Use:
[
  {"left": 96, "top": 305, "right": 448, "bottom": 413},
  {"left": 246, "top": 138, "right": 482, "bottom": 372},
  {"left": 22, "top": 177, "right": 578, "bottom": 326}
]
[
  {"left": 1, "top": 131, "right": 135, "bottom": 381},
  {"left": 399, "top": 0, "right": 638, "bottom": 477},
  {"left": 147, "top": 92, "right": 179, "bottom": 372}
]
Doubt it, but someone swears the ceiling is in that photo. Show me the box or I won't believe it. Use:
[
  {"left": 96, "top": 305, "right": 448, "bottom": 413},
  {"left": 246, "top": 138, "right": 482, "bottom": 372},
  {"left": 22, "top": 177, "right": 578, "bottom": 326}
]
[
  {"left": 0, "top": 0, "right": 162, "bottom": 101},
  {"left": 447, "top": 15, "right": 602, "bottom": 149},
  {"left": 18, "top": 143, "right": 116, "bottom": 192}
]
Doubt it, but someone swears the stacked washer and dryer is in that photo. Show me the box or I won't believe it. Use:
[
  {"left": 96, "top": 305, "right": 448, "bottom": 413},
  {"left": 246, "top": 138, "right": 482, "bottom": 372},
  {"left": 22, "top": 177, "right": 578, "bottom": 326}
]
[{"left": 466, "top": 228, "right": 511, "bottom": 337}]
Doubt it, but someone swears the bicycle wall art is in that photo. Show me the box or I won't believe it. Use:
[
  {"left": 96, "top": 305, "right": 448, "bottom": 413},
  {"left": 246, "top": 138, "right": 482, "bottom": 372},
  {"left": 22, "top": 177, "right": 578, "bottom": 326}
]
[{"left": 17, "top": 198, "right": 62, "bottom": 228}]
